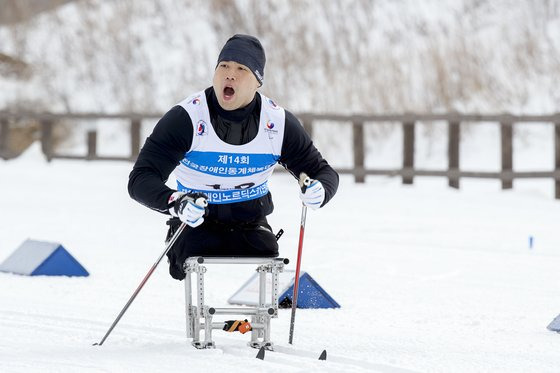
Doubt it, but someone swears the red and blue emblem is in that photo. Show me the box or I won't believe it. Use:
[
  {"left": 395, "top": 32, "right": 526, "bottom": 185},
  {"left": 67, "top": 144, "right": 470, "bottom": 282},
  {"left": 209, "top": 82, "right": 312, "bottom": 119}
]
[
  {"left": 267, "top": 98, "right": 279, "bottom": 109},
  {"left": 266, "top": 120, "right": 275, "bottom": 129},
  {"left": 196, "top": 120, "right": 207, "bottom": 136}
]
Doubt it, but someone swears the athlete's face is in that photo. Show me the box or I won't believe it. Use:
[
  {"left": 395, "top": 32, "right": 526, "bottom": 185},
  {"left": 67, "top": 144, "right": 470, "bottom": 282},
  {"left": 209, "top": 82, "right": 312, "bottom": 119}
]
[{"left": 213, "top": 61, "right": 260, "bottom": 111}]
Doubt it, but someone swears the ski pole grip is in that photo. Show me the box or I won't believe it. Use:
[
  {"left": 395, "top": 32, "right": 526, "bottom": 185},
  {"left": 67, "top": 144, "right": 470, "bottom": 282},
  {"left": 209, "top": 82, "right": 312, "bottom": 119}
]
[
  {"left": 299, "top": 173, "right": 312, "bottom": 193},
  {"left": 195, "top": 197, "right": 208, "bottom": 208}
]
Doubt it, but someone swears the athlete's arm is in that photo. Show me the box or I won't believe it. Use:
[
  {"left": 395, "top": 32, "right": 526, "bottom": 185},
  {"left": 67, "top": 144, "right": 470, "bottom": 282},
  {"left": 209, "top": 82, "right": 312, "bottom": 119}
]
[
  {"left": 278, "top": 110, "right": 339, "bottom": 207},
  {"left": 128, "top": 106, "right": 194, "bottom": 213}
]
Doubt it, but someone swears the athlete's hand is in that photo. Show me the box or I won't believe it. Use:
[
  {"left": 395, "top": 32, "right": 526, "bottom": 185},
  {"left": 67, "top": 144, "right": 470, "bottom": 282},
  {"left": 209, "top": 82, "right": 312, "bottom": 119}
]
[
  {"left": 298, "top": 176, "right": 325, "bottom": 210},
  {"left": 168, "top": 192, "right": 208, "bottom": 227}
]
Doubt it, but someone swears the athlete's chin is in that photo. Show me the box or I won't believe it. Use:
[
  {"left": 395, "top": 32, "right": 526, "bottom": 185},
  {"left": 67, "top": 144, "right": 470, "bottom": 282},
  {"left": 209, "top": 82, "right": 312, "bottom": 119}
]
[{"left": 218, "top": 98, "right": 242, "bottom": 111}]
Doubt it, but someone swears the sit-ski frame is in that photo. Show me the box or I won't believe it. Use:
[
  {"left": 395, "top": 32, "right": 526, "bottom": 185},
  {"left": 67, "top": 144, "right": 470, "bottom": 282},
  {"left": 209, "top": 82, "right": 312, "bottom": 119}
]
[{"left": 183, "top": 256, "right": 289, "bottom": 349}]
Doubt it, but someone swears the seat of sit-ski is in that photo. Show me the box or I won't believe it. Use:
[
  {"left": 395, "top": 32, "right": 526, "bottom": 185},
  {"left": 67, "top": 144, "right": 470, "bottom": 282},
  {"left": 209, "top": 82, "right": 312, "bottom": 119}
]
[{"left": 184, "top": 256, "right": 289, "bottom": 265}]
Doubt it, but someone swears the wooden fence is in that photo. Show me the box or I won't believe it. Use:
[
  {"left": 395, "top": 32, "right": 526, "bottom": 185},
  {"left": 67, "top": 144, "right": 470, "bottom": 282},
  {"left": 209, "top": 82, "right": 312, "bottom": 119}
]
[{"left": 1, "top": 111, "right": 559, "bottom": 199}]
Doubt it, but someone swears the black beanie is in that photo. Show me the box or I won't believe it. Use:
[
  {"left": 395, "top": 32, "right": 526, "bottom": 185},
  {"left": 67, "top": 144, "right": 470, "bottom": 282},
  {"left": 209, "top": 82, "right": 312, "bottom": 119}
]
[{"left": 216, "top": 34, "right": 266, "bottom": 86}]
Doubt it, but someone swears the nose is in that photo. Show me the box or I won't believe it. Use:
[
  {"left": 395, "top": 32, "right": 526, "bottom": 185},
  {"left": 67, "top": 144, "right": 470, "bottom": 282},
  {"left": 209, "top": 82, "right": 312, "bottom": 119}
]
[{"left": 225, "top": 69, "right": 239, "bottom": 81}]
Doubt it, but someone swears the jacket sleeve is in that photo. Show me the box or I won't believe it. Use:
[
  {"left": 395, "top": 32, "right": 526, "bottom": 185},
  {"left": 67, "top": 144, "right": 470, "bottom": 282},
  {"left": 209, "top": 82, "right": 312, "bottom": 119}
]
[
  {"left": 278, "top": 110, "right": 339, "bottom": 207},
  {"left": 128, "top": 106, "right": 193, "bottom": 213}
]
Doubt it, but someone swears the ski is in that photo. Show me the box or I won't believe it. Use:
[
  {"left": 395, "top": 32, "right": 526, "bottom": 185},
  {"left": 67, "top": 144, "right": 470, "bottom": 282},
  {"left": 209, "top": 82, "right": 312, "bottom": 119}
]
[
  {"left": 253, "top": 344, "right": 418, "bottom": 372},
  {"left": 255, "top": 345, "right": 327, "bottom": 361},
  {"left": 191, "top": 335, "right": 415, "bottom": 372},
  {"left": 255, "top": 347, "right": 266, "bottom": 360}
]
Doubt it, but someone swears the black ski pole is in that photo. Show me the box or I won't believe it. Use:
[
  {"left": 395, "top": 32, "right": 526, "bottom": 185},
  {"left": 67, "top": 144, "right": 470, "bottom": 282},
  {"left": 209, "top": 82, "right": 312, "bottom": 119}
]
[
  {"left": 288, "top": 173, "right": 311, "bottom": 344},
  {"left": 93, "top": 222, "right": 187, "bottom": 346},
  {"left": 93, "top": 197, "right": 207, "bottom": 346}
]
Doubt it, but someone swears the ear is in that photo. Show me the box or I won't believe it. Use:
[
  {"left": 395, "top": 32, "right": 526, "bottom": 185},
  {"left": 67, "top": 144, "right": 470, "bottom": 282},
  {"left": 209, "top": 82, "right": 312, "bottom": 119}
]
[{"left": 253, "top": 75, "right": 262, "bottom": 89}]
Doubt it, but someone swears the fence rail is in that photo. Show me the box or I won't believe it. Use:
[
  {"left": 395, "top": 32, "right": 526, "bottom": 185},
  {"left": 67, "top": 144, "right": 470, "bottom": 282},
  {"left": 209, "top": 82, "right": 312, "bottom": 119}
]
[{"left": 1, "top": 111, "right": 559, "bottom": 199}]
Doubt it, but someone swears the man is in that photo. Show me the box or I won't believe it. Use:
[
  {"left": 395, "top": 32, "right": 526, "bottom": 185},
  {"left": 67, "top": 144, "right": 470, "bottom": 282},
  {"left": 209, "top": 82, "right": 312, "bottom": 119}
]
[{"left": 128, "top": 34, "right": 339, "bottom": 280}]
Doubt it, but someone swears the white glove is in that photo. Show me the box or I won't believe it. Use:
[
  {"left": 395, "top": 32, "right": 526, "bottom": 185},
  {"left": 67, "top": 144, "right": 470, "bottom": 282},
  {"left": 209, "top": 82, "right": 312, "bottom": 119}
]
[
  {"left": 299, "top": 179, "right": 325, "bottom": 210},
  {"left": 168, "top": 192, "right": 208, "bottom": 228}
]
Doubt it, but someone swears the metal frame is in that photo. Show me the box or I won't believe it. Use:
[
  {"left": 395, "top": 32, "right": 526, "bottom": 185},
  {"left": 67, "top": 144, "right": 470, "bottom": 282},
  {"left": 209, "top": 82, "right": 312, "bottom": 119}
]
[{"left": 183, "top": 256, "right": 288, "bottom": 350}]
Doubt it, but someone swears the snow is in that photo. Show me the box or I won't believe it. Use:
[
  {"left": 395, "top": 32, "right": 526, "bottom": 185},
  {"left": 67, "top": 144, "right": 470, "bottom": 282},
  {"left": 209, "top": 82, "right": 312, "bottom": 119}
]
[{"left": 1, "top": 142, "right": 560, "bottom": 372}]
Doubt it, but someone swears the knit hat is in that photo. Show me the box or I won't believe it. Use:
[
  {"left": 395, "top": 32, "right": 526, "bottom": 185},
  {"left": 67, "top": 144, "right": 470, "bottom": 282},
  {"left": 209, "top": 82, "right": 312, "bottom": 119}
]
[{"left": 216, "top": 34, "right": 266, "bottom": 86}]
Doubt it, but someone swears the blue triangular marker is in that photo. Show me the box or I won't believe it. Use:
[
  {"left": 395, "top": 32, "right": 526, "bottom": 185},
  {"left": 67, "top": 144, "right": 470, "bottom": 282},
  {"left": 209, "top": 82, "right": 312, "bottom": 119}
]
[
  {"left": 31, "top": 246, "right": 89, "bottom": 276},
  {"left": 0, "top": 239, "right": 89, "bottom": 277},
  {"left": 548, "top": 314, "right": 560, "bottom": 332},
  {"left": 280, "top": 272, "right": 340, "bottom": 309}
]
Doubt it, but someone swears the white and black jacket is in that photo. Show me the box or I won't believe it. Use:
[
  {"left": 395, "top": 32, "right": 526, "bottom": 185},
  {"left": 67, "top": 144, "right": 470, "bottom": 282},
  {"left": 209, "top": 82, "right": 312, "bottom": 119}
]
[{"left": 128, "top": 87, "right": 339, "bottom": 224}]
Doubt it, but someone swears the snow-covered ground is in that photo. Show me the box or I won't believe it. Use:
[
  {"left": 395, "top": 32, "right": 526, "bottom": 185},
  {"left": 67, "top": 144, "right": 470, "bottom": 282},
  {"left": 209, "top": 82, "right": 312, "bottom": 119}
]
[{"left": 1, "top": 143, "right": 560, "bottom": 372}]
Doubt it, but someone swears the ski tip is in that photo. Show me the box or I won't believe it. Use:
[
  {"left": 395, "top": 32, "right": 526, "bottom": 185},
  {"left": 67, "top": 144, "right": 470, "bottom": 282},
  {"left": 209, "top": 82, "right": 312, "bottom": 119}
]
[
  {"left": 256, "top": 347, "right": 266, "bottom": 360},
  {"left": 318, "top": 349, "right": 327, "bottom": 360}
]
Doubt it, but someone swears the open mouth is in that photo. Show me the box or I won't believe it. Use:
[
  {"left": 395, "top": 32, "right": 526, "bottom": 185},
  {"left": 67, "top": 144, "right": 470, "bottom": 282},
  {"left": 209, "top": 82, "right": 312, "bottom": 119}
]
[{"left": 223, "top": 86, "right": 235, "bottom": 100}]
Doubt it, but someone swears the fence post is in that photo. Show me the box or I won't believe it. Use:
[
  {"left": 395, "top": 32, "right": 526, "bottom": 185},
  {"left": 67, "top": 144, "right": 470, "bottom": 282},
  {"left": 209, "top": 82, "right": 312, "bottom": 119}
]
[
  {"left": 448, "top": 121, "right": 460, "bottom": 189},
  {"left": 353, "top": 121, "right": 365, "bottom": 183},
  {"left": 302, "top": 117, "right": 313, "bottom": 139},
  {"left": 41, "top": 120, "right": 54, "bottom": 161},
  {"left": 555, "top": 122, "right": 560, "bottom": 199},
  {"left": 402, "top": 121, "right": 415, "bottom": 184},
  {"left": 87, "top": 131, "right": 97, "bottom": 160},
  {"left": 0, "top": 119, "right": 9, "bottom": 160},
  {"left": 500, "top": 121, "right": 513, "bottom": 189},
  {"left": 130, "top": 119, "right": 141, "bottom": 160}
]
